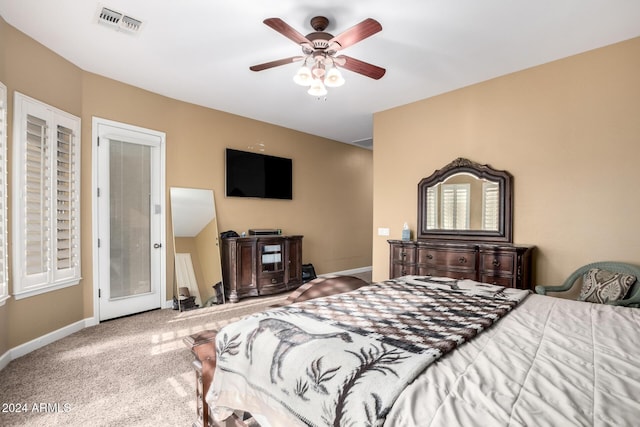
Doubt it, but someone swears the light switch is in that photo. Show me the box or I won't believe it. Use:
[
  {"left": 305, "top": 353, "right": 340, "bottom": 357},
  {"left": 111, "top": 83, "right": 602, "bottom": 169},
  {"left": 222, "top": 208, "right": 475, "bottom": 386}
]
[{"left": 378, "top": 227, "right": 390, "bottom": 236}]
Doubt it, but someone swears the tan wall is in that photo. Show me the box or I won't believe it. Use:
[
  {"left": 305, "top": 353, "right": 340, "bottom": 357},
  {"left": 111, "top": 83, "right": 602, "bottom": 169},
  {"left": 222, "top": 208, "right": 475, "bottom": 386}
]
[
  {"left": 0, "top": 20, "right": 373, "bottom": 352},
  {"left": 0, "top": 16, "right": 7, "bottom": 360},
  {"left": 0, "top": 17, "right": 6, "bottom": 76},
  {"left": 1, "top": 19, "right": 85, "bottom": 354},
  {"left": 81, "top": 72, "right": 373, "bottom": 306},
  {"left": 373, "top": 37, "right": 640, "bottom": 284}
]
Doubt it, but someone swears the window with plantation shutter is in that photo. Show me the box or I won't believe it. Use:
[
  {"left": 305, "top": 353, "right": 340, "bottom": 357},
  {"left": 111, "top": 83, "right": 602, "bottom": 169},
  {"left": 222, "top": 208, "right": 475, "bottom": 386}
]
[
  {"left": 13, "top": 92, "right": 81, "bottom": 299},
  {"left": 0, "top": 83, "right": 8, "bottom": 305}
]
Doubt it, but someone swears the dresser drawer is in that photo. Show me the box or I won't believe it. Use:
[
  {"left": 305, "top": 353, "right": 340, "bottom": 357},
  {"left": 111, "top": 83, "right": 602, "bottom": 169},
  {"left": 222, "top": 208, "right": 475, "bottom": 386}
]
[
  {"left": 480, "top": 274, "right": 514, "bottom": 287},
  {"left": 392, "top": 263, "right": 415, "bottom": 278},
  {"left": 420, "top": 267, "right": 476, "bottom": 280},
  {"left": 480, "top": 252, "right": 515, "bottom": 274},
  {"left": 391, "top": 245, "right": 416, "bottom": 263},
  {"left": 418, "top": 248, "right": 476, "bottom": 271},
  {"left": 258, "top": 271, "right": 285, "bottom": 288}
]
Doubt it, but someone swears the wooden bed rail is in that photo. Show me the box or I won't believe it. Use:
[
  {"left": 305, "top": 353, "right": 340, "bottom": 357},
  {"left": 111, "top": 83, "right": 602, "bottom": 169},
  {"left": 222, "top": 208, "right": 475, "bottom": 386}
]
[{"left": 184, "top": 330, "right": 219, "bottom": 427}]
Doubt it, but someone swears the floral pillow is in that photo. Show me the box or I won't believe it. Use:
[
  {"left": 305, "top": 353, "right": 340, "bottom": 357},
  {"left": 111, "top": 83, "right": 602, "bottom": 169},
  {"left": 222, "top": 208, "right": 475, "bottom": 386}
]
[{"left": 578, "top": 268, "right": 636, "bottom": 304}]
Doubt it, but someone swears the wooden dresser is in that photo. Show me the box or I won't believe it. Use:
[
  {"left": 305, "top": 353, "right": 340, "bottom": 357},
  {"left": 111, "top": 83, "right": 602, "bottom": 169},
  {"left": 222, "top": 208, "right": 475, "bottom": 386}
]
[
  {"left": 221, "top": 235, "right": 303, "bottom": 303},
  {"left": 389, "top": 240, "right": 534, "bottom": 289}
]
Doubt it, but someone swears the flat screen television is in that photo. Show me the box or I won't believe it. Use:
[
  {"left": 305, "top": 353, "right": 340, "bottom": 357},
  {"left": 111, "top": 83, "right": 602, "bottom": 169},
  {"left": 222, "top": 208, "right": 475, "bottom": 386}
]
[{"left": 225, "top": 148, "right": 293, "bottom": 200}]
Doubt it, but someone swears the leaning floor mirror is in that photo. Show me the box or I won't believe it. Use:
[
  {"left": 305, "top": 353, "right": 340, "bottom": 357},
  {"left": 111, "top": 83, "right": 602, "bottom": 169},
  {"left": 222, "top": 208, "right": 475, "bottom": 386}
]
[{"left": 170, "top": 187, "right": 224, "bottom": 310}]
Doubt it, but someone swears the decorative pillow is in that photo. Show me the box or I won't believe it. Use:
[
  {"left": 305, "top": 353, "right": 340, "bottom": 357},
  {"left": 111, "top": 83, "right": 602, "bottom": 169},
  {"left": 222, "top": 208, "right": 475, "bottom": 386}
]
[{"left": 578, "top": 268, "right": 636, "bottom": 304}]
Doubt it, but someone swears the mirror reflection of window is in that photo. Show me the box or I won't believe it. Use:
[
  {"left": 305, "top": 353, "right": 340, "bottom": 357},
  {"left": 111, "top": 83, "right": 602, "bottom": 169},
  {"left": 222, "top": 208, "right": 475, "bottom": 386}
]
[
  {"left": 426, "top": 186, "right": 438, "bottom": 229},
  {"left": 482, "top": 182, "right": 500, "bottom": 231},
  {"left": 441, "top": 183, "right": 470, "bottom": 230},
  {"left": 418, "top": 159, "right": 512, "bottom": 241}
]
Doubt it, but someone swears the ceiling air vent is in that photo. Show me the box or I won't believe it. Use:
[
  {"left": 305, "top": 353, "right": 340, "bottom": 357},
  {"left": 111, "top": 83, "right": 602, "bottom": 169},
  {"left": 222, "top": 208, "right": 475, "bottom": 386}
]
[
  {"left": 96, "top": 5, "right": 143, "bottom": 34},
  {"left": 120, "top": 15, "right": 142, "bottom": 32}
]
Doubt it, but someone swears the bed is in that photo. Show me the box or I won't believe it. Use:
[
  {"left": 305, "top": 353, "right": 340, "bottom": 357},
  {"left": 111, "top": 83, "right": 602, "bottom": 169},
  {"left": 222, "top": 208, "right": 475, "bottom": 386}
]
[{"left": 190, "top": 275, "right": 640, "bottom": 427}]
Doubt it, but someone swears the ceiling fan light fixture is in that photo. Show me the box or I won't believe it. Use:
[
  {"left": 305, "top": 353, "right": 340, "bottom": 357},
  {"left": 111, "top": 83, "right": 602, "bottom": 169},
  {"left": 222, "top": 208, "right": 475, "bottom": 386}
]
[
  {"left": 311, "top": 64, "right": 325, "bottom": 78},
  {"left": 293, "top": 66, "right": 312, "bottom": 86},
  {"left": 324, "top": 67, "right": 345, "bottom": 88},
  {"left": 251, "top": 16, "right": 384, "bottom": 97},
  {"left": 308, "top": 79, "right": 327, "bottom": 97}
]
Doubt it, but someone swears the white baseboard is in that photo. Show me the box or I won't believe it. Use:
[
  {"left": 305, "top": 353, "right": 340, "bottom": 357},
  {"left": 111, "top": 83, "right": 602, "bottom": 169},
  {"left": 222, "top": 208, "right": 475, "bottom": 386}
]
[
  {"left": 321, "top": 266, "right": 372, "bottom": 277},
  {"left": 8, "top": 317, "right": 94, "bottom": 362},
  {"left": 0, "top": 348, "right": 11, "bottom": 371}
]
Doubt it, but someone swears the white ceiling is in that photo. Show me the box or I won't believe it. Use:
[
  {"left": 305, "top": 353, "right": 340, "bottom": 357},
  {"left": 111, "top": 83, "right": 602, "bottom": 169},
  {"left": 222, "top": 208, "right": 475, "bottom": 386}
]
[{"left": 1, "top": 1, "right": 639, "bottom": 148}]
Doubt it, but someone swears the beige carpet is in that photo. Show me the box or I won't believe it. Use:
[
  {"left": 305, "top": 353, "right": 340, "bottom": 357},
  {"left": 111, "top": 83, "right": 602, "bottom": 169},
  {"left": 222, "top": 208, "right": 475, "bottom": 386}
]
[{"left": 0, "top": 292, "right": 292, "bottom": 427}]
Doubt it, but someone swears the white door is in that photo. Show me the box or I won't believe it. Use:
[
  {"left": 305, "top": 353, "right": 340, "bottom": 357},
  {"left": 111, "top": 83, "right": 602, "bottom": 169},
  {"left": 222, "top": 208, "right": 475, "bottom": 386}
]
[{"left": 94, "top": 118, "right": 165, "bottom": 321}]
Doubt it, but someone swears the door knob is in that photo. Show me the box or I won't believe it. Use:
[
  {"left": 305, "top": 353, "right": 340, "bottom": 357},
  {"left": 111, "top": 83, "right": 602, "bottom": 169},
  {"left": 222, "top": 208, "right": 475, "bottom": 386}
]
[{"left": 153, "top": 243, "right": 162, "bottom": 249}]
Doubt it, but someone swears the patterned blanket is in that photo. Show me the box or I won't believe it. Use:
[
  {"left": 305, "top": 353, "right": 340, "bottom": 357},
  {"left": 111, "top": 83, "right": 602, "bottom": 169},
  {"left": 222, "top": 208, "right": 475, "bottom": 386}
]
[{"left": 207, "top": 276, "right": 530, "bottom": 427}]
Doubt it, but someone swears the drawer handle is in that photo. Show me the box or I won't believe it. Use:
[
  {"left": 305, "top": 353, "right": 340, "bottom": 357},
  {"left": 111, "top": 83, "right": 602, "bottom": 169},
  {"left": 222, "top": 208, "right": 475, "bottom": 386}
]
[
  {"left": 458, "top": 257, "right": 467, "bottom": 264},
  {"left": 271, "top": 278, "right": 278, "bottom": 284},
  {"left": 492, "top": 259, "right": 501, "bottom": 267},
  {"left": 426, "top": 254, "right": 433, "bottom": 259},
  {"left": 401, "top": 252, "right": 406, "bottom": 258}
]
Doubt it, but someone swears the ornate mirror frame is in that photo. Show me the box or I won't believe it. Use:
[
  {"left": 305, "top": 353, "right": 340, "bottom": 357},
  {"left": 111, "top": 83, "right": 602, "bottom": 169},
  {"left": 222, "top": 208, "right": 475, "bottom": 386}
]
[{"left": 417, "top": 158, "right": 513, "bottom": 243}]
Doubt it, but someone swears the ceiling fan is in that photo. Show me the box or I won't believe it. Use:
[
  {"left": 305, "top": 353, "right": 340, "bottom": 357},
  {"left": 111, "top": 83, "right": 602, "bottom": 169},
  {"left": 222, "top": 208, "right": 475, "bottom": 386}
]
[{"left": 250, "top": 16, "right": 386, "bottom": 96}]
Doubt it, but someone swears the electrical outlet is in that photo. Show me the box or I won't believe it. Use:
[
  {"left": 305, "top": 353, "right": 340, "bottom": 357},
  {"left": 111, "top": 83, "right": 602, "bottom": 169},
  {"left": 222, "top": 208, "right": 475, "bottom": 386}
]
[{"left": 378, "top": 227, "right": 390, "bottom": 236}]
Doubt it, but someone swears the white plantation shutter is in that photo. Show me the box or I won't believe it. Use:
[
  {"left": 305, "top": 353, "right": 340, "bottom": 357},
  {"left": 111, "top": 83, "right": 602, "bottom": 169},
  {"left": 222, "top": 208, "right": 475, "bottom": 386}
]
[
  {"left": 0, "top": 83, "right": 7, "bottom": 304},
  {"left": 13, "top": 93, "right": 81, "bottom": 299},
  {"left": 426, "top": 186, "right": 438, "bottom": 229},
  {"left": 56, "top": 126, "right": 72, "bottom": 270},
  {"left": 482, "top": 182, "right": 500, "bottom": 231},
  {"left": 441, "top": 183, "right": 470, "bottom": 230},
  {"left": 25, "top": 114, "right": 50, "bottom": 279},
  {"left": 53, "top": 121, "right": 79, "bottom": 282}
]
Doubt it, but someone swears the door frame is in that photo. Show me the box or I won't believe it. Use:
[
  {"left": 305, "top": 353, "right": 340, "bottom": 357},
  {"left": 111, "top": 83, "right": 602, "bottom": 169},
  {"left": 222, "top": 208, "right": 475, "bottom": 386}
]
[{"left": 91, "top": 117, "right": 167, "bottom": 323}]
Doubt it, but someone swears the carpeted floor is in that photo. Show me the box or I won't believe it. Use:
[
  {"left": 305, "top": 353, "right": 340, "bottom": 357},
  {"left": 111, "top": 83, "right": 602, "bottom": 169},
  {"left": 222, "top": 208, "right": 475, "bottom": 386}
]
[
  {"left": 0, "top": 271, "right": 372, "bottom": 427},
  {"left": 0, "top": 292, "right": 293, "bottom": 427}
]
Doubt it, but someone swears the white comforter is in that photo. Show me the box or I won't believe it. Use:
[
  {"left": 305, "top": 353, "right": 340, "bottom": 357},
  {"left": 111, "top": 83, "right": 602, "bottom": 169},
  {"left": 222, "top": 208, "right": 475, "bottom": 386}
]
[{"left": 386, "top": 294, "right": 640, "bottom": 426}]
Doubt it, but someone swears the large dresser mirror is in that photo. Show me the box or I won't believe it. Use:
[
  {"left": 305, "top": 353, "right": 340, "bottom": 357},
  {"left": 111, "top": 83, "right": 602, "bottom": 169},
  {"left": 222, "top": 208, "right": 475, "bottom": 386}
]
[
  {"left": 170, "top": 187, "right": 223, "bottom": 309},
  {"left": 417, "top": 158, "right": 513, "bottom": 242}
]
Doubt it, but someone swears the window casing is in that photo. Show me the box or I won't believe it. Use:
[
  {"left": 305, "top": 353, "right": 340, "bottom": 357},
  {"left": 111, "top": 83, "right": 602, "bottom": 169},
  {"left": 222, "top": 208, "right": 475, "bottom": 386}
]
[
  {"left": 12, "top": 92, "right": 81, "bottom": 299},
  {"left": 0, "top": 83, "right": 8, "bottom": 305}
]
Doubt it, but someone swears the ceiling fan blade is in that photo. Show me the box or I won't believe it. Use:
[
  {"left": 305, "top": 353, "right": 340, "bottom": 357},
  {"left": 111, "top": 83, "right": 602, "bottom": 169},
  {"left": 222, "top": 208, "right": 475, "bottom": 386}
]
[
  {"left": 336, "top": 55, "right": 386, "bottom": 80},
  {"left": 328, "top": 18, "right": 382, "bottom": 50},
  {"left": 263, "top": 18, "right": 312, "bottom": 46},
  {"left": 250, "top": 56, "right": 304, "bottom": 72}
]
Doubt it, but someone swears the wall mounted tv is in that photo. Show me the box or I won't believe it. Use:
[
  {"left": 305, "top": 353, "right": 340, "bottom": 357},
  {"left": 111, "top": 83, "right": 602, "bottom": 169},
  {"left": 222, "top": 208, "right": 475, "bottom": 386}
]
[{"left": 225, "top": 148, "right": 293, "bottom": 200}]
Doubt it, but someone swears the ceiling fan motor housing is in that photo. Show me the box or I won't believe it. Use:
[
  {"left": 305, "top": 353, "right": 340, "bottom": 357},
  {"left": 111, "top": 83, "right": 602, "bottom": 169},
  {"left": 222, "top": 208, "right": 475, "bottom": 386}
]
[
  {"left": 304, "top": 17, "right": 334, "bottom": 52},
  {"left": 310, "top": 16, "right": 330, "bottom": 31}
]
